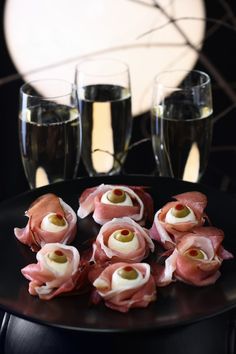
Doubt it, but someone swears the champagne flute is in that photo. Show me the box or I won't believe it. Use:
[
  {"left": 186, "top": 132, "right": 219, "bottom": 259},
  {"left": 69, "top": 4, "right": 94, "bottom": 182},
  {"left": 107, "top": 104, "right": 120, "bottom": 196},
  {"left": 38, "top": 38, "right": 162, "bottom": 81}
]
[
  {"left": 151, "top": 69, "right": 213, "bottom": 182},
  {"left": 75, "top": 58, "right": 132, "bottom": 176},
  {"left": 19, "top": 79, "right": 81, "bottom": 189}
]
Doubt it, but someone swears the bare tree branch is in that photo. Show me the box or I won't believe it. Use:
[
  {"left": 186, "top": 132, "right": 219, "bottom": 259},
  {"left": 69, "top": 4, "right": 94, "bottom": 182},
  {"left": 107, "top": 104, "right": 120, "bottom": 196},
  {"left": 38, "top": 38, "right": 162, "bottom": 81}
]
[
  {"left": 213, "top": 103, "right": 236, "bottom": 124},
  {"left": 136, "top": 17, "right": 236, "bottom": 40},
  {"left": 128, "top": 0, "right": 236, "bottom": 104},
  {"left": 0, "top": 42, "right": 185, "bottom": 87},
  {"left": 219, "top": 0, "right": 236, "bottom": 28}
]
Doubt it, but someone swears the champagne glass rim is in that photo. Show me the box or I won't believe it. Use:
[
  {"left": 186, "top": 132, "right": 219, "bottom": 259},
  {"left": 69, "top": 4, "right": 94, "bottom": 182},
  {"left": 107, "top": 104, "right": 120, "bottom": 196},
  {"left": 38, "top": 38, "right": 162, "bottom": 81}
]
[
  {"left": 20, "top": 78, "right": 75, "bottom": 99},
  {"left": 154, "top": 69, "right": 211, "bottom": 89}
]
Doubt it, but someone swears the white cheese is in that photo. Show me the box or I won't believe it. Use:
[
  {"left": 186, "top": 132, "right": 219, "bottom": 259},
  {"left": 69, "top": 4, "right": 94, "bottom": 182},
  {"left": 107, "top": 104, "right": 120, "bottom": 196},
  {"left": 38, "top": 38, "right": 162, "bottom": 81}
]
[
  {"left": 165, "top": 206, "right": 196, "bottom": 224},
  {"left": 41, "top": 212, "right": 68, "bottom": 232},
  {"left": 108, "top": 230, "right": 139, "bottom": 253},
  {"left": 101, "top": 190, "right": 133, "bottom": 206},
  {"left": 111, "top": 267, "right": 143, "bottom": 290},
  {"left": 44, "top": 254, "right": 68, "bottom": 275}
]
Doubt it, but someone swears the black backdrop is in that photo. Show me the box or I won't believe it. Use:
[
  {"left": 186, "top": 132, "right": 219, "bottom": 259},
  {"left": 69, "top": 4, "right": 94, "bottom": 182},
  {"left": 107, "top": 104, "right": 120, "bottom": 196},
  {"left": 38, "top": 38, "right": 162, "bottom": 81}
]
[{"left": 0, "top": 0, "right": 236, "bottom": 201}]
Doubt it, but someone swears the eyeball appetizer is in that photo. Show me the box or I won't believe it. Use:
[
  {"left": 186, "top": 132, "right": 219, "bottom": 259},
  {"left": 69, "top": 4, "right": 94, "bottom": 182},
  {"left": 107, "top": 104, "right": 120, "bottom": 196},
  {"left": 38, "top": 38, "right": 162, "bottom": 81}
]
[
  {"left": 91, "top": 217, "right": 154, "bottom": 263},
  {"left": 149, "top": 191, "right": 208, "bottom": 249},
  {"left": 92, "top": 262, "right": 156, "bottom": 312},
  {"left": 108, "top": 229, "right": 139, "bottom": 253},
  {"left": 101, "top": 188, "right": 133, "bottom": 206},
  {"left": 21, "top": 243, "right": 82, "bottom": 300},
  {"left": 14, "top": 193, "right": 77, "bottom": 252},
  {"left": 165, "top": 204, "right": 196, "bottom": 224},
  {"left": 40, "top": 213, "right": 68, "bottom": 233},
  {"left": 111, "top": 266, "right": 144, "bottom": 290},
  {"left": 77, "top": 184, "right": 154, "bottom": 226},
  {"left": 15, "top": 185, "right": 234, "bottom": 311},
  {"left": 154, "top": 226, "right": 233, "bottom": 287}
]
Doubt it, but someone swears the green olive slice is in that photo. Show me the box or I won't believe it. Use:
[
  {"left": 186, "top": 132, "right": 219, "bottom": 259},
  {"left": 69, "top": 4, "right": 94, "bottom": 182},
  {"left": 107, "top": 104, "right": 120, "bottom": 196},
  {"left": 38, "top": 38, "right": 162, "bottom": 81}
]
[
  {"left": 117, "top": 266, "right": 139, "bottom": 280},
  {"left": 107, "top": 189, "right": 126, "bottom": 203},
  {"left": 184, "top": 248, "right": 206, "bottom": 260},
  {"left": 48, "top": 213, "right": 66, "bottom": 227},
  {"left": 171, "top": 204, "right": 190, "bottom": 218},
  {"left": 114, "top": 229, "right": 134, "bottom": 242},
  {"left": 48, "top": 250, "right": 67, "bottom": 263}
]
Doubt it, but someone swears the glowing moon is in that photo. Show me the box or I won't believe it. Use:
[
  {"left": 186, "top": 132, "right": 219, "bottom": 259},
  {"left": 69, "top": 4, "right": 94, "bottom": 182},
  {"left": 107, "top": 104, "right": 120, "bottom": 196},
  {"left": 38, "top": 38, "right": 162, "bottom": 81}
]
[{"left": 4, "top": 0, "right": 205, "bottom": 115}]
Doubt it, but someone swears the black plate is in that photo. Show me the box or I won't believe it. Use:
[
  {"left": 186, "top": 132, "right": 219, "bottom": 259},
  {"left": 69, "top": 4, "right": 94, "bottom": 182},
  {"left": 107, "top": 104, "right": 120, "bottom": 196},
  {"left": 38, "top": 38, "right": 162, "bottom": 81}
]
[{"left": 0, "top": 175, "right": 236, "bottom": 333}]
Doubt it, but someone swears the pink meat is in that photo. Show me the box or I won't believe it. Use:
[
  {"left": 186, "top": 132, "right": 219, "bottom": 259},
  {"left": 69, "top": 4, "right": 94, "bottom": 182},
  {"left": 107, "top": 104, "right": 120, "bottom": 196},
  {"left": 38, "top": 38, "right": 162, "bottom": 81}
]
[
  {"left": 155, "top": 226, "right": 233, "bottom": 287},
  {"left": 129, "top": 186, "right": 154, "bottom": 223},
  {"left": 77, "top": 184, "right": 153, "bottom": 225},
  {"left": 174, "top": 192, "right": 207, "bottom": 218},
  {"left": 180, "top": 226, "right": 233, "bottom": 260},
  {"left": 92, "top": 262, "right": 156, "bottom": 312},
  {"left": 149, "top": 191, "right": 207, "bottom": 248},
  {"left": 21, "top": 243, "right": 82, "bottom": 300},
  {"left": 14, "top": 194, "right": 77, "bottom": 251},
  {"left": 91, "top": 217, "right": 154, "bottom": 263}
]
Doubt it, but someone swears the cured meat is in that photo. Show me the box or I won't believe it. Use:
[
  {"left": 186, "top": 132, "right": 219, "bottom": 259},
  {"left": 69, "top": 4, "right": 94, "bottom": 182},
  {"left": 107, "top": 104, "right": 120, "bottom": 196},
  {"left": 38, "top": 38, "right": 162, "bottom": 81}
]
[
  {"left": 77, "top": 184, "right": 153, "bottom": 226},
  {"left": 92, "top": 262, "right": 156, "bottom": 312},
  {"left": 21, "top": 243, "right": 83, "bottom": 300},
  {"left": 155, "top": 226, "right": 233, "bottom": 287},
  {"left": 91, "top": 217, "right": 154, "bottom": 263},
  {"left": 14, "top": 194, "right": 77, "bottom": 252},
  {"left": 149, "top": 191, "right": 207, "bottom": 248}
]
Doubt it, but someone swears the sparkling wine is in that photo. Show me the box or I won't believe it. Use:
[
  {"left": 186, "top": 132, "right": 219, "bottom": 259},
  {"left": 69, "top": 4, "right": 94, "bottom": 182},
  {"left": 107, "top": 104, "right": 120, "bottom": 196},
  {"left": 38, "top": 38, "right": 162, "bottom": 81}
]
[
  {"left": 151, "top": 101, "right": 213, "bottom": 181},
  {"left": 19, "top": 103, "right": 81, "bottom": 189},
  {"left": 78, "top": 84, "right": 132, "bottom": 176}
]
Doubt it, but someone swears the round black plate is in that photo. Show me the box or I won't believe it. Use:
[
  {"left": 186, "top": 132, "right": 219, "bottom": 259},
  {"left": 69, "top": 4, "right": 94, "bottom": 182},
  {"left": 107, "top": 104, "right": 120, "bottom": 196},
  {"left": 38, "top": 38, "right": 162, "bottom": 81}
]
[{"left": 0, "top": 175, "right": 235, "bottom": 333}]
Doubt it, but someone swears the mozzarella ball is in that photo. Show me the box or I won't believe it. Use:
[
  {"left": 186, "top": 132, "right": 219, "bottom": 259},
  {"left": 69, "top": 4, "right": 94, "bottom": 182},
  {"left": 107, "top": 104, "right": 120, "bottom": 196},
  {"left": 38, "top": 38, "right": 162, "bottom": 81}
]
[
  {"left": 41, "top": 212, "right": 68, "bottom": 232},
  {"left": 108, "top": 230, "right": 139, "bottom": 254},
  {"left": 101, "top": 190, "right": 133, "bottom": 206},
  {"left": 45, "top": 251, "right": 69, "bottom": 275},
  {"left": 111, "top": 266, "right": 143, "bottom": 290},
  {"left": 184, "top": 248, "right": 208, "bottom": 260},
  {"left": 165, "top": 206, "right": 196, "bottom": 224}
]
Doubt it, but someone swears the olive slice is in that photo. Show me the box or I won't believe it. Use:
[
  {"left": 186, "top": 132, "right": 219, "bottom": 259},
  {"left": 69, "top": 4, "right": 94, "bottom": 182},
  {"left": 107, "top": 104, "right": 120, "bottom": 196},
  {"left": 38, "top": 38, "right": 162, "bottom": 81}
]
[
  {"left": 107, "top": 189, "right": 126, "bottom": 203},
  {"left": 48, "top": 250, "right": 67, "bottom": 263},
  {"left": 117, "top": 266, "right": 138, "bottom": 280},
  {"left": 171, "top": 204, "right": 190, "bottom": 218},
  {"left": 48, "top": 213, "right": 66, "bottom": 227},
  {"left": 114, "top": 229, "right": 134, "bottom": 242},
  {"left": 184, "top": 248, "right": 207, "bottom": 260}
]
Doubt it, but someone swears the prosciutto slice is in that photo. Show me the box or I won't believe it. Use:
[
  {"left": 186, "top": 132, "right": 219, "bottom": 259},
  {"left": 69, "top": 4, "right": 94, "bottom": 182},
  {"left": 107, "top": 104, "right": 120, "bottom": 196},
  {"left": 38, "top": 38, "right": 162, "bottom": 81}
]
[
  {"left": 77, "top": 184, "right": 153, "bottom": 225},
  {"left": 155, "top": 226, "right": 233, "bottom": 287},
  {"left": 21, "top": 243, "right": 83, "bottom": 300},
  {"left": 149, "top": 191, "right": 207, "bottom": 248},
  {"left": 92, "top": 262, "right": 156, "bottom": 312},
  {"left": 91, "top": 217, "right": 154, "bottom": 263},
  {"left": 14, "top": 194, "right": 77, "bottom": 251}
]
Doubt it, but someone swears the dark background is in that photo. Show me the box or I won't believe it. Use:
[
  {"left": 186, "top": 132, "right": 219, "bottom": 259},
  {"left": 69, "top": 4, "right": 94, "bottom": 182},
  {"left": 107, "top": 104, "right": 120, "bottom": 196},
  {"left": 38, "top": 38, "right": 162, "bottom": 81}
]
[
  {"left": 0, "top": 0, "right": 236, "bottom": 201},
  {"left": 0, "top": 3, "right": 235, "bottom": 353}
]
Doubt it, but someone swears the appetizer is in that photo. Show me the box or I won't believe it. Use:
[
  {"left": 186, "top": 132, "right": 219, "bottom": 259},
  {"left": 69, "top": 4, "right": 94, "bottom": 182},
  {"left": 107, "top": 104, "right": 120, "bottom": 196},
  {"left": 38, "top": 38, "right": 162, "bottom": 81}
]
[
  {"left": 21, "top": 243, "right": 83, "bottom": 300},
  {"left": 77, "top": 184, "right": 153, "bottom": 225},
  {"left": 15, "top": 185, "right": 234, "bottom": 313},
  {"left": 14, "top": 193, "right": 77, "bottom": 251},
  {"left": 92, "top": 262, "right": 156, "bottom": 312},
  {"left": 149, "top": 191, "right": 207, "bottom": 248},
  {"left": 91, "top": 217, "right": 154, "bottom": 263},
  {"left": 154, "top": 226, "right": 233, "bottom": 287}
]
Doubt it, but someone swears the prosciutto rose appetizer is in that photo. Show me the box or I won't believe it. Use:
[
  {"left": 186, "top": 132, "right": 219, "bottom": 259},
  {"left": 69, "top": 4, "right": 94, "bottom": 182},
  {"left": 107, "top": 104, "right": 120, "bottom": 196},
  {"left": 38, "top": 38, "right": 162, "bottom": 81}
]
[
  {"left": 77, "top": 184, "right": 153, "bottom": 225},
  {"left": 92, "top": 262, "right": 156, "bottom": 312},
  {"left": 91, "top": 217, "right": 154, "bottom": 263},
  {"left": 155, "top": 226, "right": 233, "bottom": 287},
  {"left": 21, "top": 243, "right": 83, "bottom": 300},
  {"left": 14, "top": 194, "right": 77, "bottom": 251},
  {"left": 149, "top": 191, "right": 207, "bottom": 249}
]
